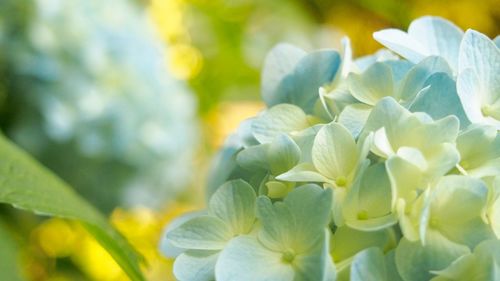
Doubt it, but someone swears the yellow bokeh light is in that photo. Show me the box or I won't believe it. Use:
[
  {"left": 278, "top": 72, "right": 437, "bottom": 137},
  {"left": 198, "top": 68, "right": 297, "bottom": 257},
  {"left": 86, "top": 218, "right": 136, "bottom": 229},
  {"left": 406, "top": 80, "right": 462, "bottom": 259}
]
[
  {"left": 71, "top": 235, "right": 124, "bottom": 281},
  {"left": 168, "top": 44, "right": 203, "bottom": 80},
  {"left": 34, "top": 219, "right": 80, "bottom": 258},
  {"left": 205, "top": 101, "right": 265, "bottom": 148}
]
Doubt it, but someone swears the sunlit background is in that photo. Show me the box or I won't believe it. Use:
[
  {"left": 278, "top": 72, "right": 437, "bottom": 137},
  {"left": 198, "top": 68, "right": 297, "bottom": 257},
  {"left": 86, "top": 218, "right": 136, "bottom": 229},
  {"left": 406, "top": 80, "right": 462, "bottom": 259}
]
[{"left": 0, "top": 0, "right": 498, "bottom": 280}]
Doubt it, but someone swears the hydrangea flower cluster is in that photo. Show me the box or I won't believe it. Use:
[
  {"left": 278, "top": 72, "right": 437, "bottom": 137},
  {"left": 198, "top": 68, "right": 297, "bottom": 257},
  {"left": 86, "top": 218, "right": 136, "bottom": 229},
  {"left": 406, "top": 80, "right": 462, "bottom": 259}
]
[
  {"left": 163, "top": 16, "right": 500, "bottom": 281},
  {"left": 0, "top": 0, "right": 197, "bottom": 209}
]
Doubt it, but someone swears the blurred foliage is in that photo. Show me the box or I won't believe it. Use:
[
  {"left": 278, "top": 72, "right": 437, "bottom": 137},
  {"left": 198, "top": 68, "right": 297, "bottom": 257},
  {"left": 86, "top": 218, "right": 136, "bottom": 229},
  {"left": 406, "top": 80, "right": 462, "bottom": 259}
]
[
  {"left": 0, "top": 218, "right": 26, "bottom": 281},
  {"left": 0, "top": 0, "right": 497, "bottom": 280},
  {"left": 0, "top": 0, "right": 198, "bottom": 211},
  {"left": 24, "top": 204, "right": 194, "bottom": 281},
  {"left": 152, "top": 0, "right": 499, "bottom": 118}
]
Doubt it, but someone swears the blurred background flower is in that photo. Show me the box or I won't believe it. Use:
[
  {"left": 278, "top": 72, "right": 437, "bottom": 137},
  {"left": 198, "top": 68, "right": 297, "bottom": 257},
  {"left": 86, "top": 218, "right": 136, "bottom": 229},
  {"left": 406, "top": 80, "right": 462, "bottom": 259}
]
[
  {"left": 0, "top": 0, "right": 198, "bottom": 211},
  {"left": 0, "top": 0, "right": 498, "bottom": 280}
]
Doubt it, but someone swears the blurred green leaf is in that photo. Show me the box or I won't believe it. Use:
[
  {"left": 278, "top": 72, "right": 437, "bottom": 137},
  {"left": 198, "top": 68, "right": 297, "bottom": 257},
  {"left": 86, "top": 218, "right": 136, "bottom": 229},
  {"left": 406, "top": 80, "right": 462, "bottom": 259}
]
[
  {"left": 0, "top": 219, "right": 25, "bottom": 281},
  {"left": 0, "top": 133, "right": 145, "bottom": 281}
]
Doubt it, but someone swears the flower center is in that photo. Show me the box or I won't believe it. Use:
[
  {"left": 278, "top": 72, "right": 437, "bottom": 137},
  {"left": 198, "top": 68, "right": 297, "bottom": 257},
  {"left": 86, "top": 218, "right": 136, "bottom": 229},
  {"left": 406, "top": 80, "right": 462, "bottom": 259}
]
[
  {"left": 481, "top": 104, "right": 500, "bottom": 120},
  {"left": 335, "top": 176, "right": 347, "bottom": 187},
  {"left": 357, "top": 210, "right": 369, "bottom": 220},
  {"left": 281, "top": 250, "right": 296, "bottom": 264},
  {"left": 429, "top": 217, "right": 439, "bottom": 227}
]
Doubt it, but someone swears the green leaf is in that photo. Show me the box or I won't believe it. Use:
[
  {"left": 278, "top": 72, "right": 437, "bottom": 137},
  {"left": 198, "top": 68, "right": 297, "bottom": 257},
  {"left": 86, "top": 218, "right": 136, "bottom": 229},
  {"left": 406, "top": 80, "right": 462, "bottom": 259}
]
[
  {"left": 0, "top": 134, "right": 144, "bottom": 281},
  {"left": 0, "top": 219, "right": 25, "bottom": 281},
  {"left": 208, "top": 179, "right": 257, "bottom": 234}
]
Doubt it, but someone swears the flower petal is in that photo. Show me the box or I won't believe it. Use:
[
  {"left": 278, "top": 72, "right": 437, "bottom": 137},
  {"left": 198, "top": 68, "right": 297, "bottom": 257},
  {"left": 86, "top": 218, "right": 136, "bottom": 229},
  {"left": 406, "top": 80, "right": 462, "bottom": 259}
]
[{"left": 209, "top": 179, "right": 257, "bottom": 235}]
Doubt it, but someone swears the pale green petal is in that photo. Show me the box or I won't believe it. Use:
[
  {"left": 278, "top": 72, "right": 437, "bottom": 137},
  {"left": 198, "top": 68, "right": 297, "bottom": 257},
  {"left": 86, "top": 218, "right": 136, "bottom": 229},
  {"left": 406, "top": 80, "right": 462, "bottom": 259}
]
[
  {"left": 409, "top": 72, "right": 469, "bottom": 128},
  {"left": 236, "top": 144, "right": 270, "bottom": 171},
  {"left": 431, "top": 239, "right": 500, "bottom": 281},
  {"left": 209, "top": 179, "right": 257, "bottom": 235},
  {"left": 267, "top": 134, "right": 301, "bottom": 175},
  {"left": 276, "top": 163, "right": 331, "bottom": 183},
  {"left": 373, "top": 29, "right": 428, "bottom": 63},
  {"left": 262, "top": 44, "right": 307, "bottom": 107},
  {"left": 395, "top": 230, "right": 470, "bottom": 281},
  {"left": 350, "top": 247, "right": 387, "bottom": 281},
  {"left": 387, "top": 156, "right": 424, "bottom": 204},
  {"left": 397, "top": 147, "right": 428, "bottom": 171},
  {"left": 456, "top": 69, "right": 486, "bottom": 125},
  {"left": 283, "top": 185, "right": 332, "bottom": 236},
  {"left": 489, "top": 196, "right": 500, "bottom": 238},
  {"left": 265, "top": 181, "right": 293, "bottom": 199},
  {"left": 346, "top": 214, "right": 398, "bottom": 231},
  {"left": 331, "top": 226, "right": 394, "bottom": 262},
  {"left": 459, "top": 30, "right": 500, "bottom": 104},
  {"left": 338, "top": 103, "right": 372, "bottom": 138},
  {"left": 354, "top": 49, "right": 399, "bottom": 72},
  {"left": 397, "top": 191, "right": 428, "bottom": 241},
  {"left": 216, "top": 235, "right": 295, "bottom": 281},
  {"left": 457, "top": 124, "right": 500, "bottom": 177},
  {"left": 257, "top": 185, "right": 332, "bottom": 253},
  {"left": 348, "top": 62, "right": 395, "bottom": 105},
  {"left": 424, "top": 143, "right": 460, "bottom": 179},
  {"left": 372, "top": 127, "right": 395, "bottom": 158},
  {"left": 399, "top": 56, "right": 452, "bottom": 102},
  {"left": 272, "top": 50, "right": 342, "bottom": 113},
  {"left": 252, "top": 104, "right": 310, "bottom": 143},
  {"left": 343, "top": 163, "right": 396, "bottom": 231},
  {"left": 332, "top": 187, "right": 348, "bottom": 226},
  {"left": 256, "top": 197, "right": 295, "bottom": 252},
  {"left": 167, "top": 216, "right": 233, "bottom": 250},
  {"left": 429, "top": 176, "right": 494, "bottom": 247},
  {"left": 407, "top": 16, "right": 463, "bottom": 70},
  {"left": 361, "top": 97, "right": 410, "bottom": 140},
  {"left": 374, "top": 16, "right": 463, "bottom": 70},
  {"left": 173, "top": 250, "right": 219, "bottom": 281},
  {"left": 294, "top": 230, "right": 335, "bottom": 281},
  {"left": 290, "top": 124, "right": 323, "bottom": 163},
  {"left": 312, "top": 122, "right": 358, "bottom": 183},
  {"left": 320, "top": 87, "right": 358, "bottom": 117},
  {"left": 385, "top": 250, "right": 404, "bottom": 281},
  {"left": 161, "top": 211, "right": 206, "bottom": 258}
]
